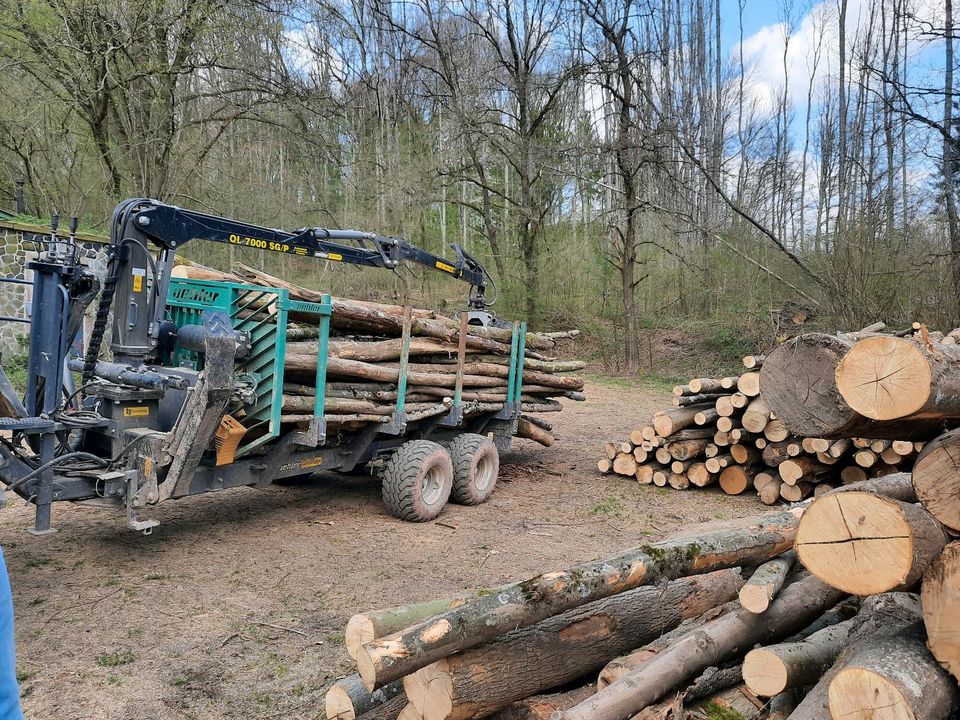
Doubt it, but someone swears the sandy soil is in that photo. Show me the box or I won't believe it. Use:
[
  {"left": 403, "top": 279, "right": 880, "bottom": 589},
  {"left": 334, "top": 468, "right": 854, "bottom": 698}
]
[{"left": 0, "top": 379, "right": 761, "bottom": 719}]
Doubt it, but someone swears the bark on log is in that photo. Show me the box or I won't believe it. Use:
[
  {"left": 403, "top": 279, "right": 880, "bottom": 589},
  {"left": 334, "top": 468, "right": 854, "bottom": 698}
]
[
  {"left": 742, "top": 616, "right": 856, "bottom": 695},
  {"left": 597, "top": 602, "right": 739, "bottom": 689},
  {"left": 489, "top": 686, "right": 596, "bottom": 720},
  {"left": 689, "top": 378, "right": 727, "bottom": 394},
  {"left": 921, "top": 541, "right": 960, "bottom": 681},
  {"left": 760, "top": 334, "right": 946, "bottom": 439},
  {"left": 694, "top": 408, "right": 720, "bottom": 426},
  {"left": 517, "top": 418, "right": 554, "bottom": 447},
  {"left": 827, "top": 624, "right": 958, "bottom": 720},
  {"left": 743, "top": 593, "right": 921, "bottom": 720},
  {"left": 347, "top": 596, "right": 492, "bottom": 660},
  {"left": 554, "top": 574, "right": 845, "bottom": 720},
  {"left": 401, "top": 571, "right": 743, "bottom": 720},
  {"left": 327, "top": 676, "right": 406, "bottom": 720},
  {"left": 652, "top": 406, "right": 710, "bottom": 436},
  {"left": 356, "top": 508, "right": 805, "bottom": 690},
  {"left": 913, "top": 428, "right": 960, "bottom": 531},
  {"left": 738, "top": 550, "right": 795, "bottom": 614},
  {"left": 836, "top": 336, "right": 960, "bottom": 421},
  {"left": 795, "top": 492, "right": 947, "bottom": 595}
]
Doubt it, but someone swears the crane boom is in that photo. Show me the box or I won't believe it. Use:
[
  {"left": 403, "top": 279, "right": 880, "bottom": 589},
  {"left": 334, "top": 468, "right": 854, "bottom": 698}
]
[{"left": 83, "top": 198, "right": 493, "bottom": 370}]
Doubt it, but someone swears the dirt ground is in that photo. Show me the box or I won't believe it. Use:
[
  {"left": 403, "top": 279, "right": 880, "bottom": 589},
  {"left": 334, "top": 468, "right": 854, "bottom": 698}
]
[{"left": 0, "top": 378, "right": 761, "bottom": 720}]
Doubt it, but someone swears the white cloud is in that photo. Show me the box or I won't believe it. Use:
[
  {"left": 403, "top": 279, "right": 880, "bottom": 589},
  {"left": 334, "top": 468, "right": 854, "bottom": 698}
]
[{"left": 735, "top": 0, "right": 943, "bottom": 116}]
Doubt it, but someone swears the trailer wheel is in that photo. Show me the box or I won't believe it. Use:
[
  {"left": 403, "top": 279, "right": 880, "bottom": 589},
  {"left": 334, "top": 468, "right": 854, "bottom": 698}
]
[
  {"left": 381, "top": 440, "right": 453, "bottom": 522},
  {"left": 449, "top": 433, "right": 500, "bottom": 505}
]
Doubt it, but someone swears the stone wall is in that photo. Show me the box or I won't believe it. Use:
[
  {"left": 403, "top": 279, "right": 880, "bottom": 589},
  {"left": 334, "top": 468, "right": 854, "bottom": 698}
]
[{"left": 0, "top": 224, "right": 108, "bottom": 358}]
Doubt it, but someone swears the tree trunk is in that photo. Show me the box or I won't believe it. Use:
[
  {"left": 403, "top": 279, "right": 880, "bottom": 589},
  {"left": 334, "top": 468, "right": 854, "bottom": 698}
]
[
  {"left": 355, "top": 507, "right": 804, "bottom": 689},
  {"left": 401, "top": 571, "right": 743, "bottom": 720},
  {"left": 488, "top": 686, "right": 596, "bottom": 720},
  {"left": 554, "top": 575, "right": 845, "bottom": 720},
  {"left": 742, "top": 616, "right": 856, "bottom": 696},
  {"left": 910, "top": 428, "right": 960, "bottom": 531},
  {"left": 836, "top": 336, "right": 960, "bottom": 421},
  {"left": 795, "top": 492, "right": 947, "bottom": 595},
  {"left": 827, "top": 624, "right": 958, "bottom": 720},
  {"left": 597, "top": 602, "right": 740, "bottom": 689},
  {"left": 738, "top": 550, "right": 794, "bottom": 614},
  {"left": 760, "top": 334, "right": 944, "bottom": 439},
  {"left": 787, "top": 593, "right": 922, "bottom": 720},
  {"left": 921, "top": 541, "right": 960, "bottom": 681}
]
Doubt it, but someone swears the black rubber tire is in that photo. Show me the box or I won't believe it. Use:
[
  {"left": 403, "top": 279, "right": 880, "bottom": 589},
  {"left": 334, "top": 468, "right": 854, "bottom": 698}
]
[
  {"left": 448, "top": 433, "right": 500, "bottom": 505},
  {"left": 381, "top": 440, "right": 453, "bottom": 522}
]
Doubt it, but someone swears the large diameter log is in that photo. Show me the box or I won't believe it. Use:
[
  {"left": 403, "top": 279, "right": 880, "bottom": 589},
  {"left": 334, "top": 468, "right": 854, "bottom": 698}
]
[
  {"left": 356, "top": 507, "right": 805, "bottom": 690},
  {"left": 401, "top": 570, "right": 743, "bottom": 720},
  {"left": 912, "top": 428, "right": 960, "bottom": 531},
  {"left": 921, "top": 542, "right": 960, "bottom": 680},
  {"left": 836, "top": 335, "right": 960, "bottom": 421},
  {"left": 327, "top": 676, "right": 406, "bottom": 720},
  {"left": 827, "top": 624, "right": 959, "bottom": 720},
  {"left": 738, "top": 550, "right": 795, "bottom": 614},
  {"left": 742, "top": 616, "right": 856, "bottom": 696},
  {"left": 787, "top": 592, "right": 922, "bottom": 720},
  {"left": 554, "top": 574, "right": 845, "bottom": 720},
  {"left": 760, "top": 334, "right": 945, "bottom": 439},
  {"left": 358, "top": 474, "right": 915, "bottom": 692},
  {"left": 795, "top": 492, "right": 947, "bottom": 594}
]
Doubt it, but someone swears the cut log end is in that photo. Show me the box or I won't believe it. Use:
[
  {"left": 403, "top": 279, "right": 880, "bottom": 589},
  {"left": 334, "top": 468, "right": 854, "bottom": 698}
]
[
  {"left": 741, "top": 648, "right": 788, "bottom": 697},
  {"left": 346, "top": 615, "right": 376, "bottom": 660},
  {"left": 835, "top": 336, "right": 931, "bottom": 421},
  {"left": 795, "top": 492, "right": 946, "bottom": 595}
]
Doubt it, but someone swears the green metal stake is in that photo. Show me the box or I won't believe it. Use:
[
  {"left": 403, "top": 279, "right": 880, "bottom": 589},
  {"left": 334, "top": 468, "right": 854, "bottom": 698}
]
[
  {"left": 505, "top": 322, "right": 520, "bottom": 404},
  {"left": 512, "top": 322, "right": 527, "bottom": 405},
  {"left": 313, "top": 294, "right": 331, "bottom": 418}
]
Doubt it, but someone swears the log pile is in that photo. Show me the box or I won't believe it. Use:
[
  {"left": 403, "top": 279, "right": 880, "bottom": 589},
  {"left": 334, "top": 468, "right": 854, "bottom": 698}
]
[
  {"left": 171, "top": 262, "right": 584, "bottom": 443},
  {"left": 597, "top": 349, "right": 922, "bottom": 503},
  {"left": 326, "top": 473, "right": 960, "bottom": 720}
]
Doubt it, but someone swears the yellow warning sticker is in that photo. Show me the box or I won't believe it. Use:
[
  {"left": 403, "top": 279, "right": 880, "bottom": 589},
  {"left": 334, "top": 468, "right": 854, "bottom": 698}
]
[
  {"left": 435, "top": 261, "right": 455, "bottom": 273},
  {"left": 132, "top": 275, "right": 143, "bottom": 292},
  {"left": 328, "top": 253, "right": 343, "bottom": 261},
  {"left": 123, "top": 406, "right": 150, "bottom": 417}
]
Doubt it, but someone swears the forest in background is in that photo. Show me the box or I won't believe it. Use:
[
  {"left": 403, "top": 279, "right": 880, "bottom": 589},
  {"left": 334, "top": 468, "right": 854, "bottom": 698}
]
[{"left": 0, "top": 0, "right": 958, "bottom": 373}]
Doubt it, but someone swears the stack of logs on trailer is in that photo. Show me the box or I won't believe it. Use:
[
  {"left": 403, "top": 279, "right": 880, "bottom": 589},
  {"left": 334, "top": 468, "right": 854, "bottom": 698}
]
[
  {"left": 170, "top": 262, "right": 585, "bottom": 445},
  {"left": 598, "top": 323, "right": 938, "bottom": 503},
  {"left": 325, "top": 469, "right": 960, "bottom": 720}
]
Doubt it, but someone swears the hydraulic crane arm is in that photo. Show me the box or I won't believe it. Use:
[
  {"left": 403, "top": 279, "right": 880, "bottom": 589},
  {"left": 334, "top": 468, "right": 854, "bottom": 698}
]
[{"left": 84, "top": 199, "right": 494, "bottom": 369}]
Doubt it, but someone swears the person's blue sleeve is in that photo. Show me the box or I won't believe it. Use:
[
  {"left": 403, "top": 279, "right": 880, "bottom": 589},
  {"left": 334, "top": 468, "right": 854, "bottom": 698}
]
[{"left": 0, "top": 549, "right": 24, "bottom": 720}]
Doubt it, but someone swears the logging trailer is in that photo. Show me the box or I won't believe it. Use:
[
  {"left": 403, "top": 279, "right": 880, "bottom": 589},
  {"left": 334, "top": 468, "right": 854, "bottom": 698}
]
[{"left": 0, "top": 198, "right": 532, "bottom": 534}]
